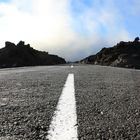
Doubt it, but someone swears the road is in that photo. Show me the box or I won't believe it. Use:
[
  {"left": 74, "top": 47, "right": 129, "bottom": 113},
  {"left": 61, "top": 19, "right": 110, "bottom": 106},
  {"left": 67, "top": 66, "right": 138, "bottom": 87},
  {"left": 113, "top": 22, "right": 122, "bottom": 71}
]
[{"left": 0, "top": 65, "right": 140, "bottom": 140}]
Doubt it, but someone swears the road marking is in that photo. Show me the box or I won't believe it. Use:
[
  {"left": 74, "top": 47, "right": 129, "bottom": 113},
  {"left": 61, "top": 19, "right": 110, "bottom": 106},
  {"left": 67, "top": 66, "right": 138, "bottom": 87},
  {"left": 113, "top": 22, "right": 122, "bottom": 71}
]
[
  {"left": 71, "top": 65, "right": 74, "bottom": 68},
  {"left": 46, "top": 73, "right": 78, "bottom": 140}
]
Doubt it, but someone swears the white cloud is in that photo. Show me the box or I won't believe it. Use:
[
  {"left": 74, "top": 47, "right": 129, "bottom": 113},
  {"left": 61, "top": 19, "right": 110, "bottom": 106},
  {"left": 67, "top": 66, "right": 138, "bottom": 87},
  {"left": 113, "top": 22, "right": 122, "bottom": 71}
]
[
  {"left": 66, "top": 0, "right": 130, "bottom": 60},
  {"left": 0, "top": 0, "right": 74, "bottom": 49},
  {"left": 0, "top": 0, "right": 130, "bottom": 61}
]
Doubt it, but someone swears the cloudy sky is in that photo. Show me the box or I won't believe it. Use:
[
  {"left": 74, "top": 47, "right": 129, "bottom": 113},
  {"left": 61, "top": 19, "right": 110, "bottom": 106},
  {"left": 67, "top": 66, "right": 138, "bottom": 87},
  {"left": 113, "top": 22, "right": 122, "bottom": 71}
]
[{"left": 0, "top": 0, "right": 140, "bottom": 61}]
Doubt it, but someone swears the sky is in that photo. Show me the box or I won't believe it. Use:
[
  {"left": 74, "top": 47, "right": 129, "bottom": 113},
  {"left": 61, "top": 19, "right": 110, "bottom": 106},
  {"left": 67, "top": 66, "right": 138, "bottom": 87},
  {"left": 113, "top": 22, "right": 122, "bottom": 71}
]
[{"left": 0, "top": 0, "right": 140, "bottom": 61}]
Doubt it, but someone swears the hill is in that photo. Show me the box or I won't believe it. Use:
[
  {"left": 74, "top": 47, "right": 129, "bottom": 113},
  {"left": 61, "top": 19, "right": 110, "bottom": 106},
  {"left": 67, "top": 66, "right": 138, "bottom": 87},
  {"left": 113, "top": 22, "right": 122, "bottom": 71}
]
[
  {"left": 80, "top": 37, "right": 140, "bottom": 69},
  {"left": 0, "top": 41, "right": 66, "bottom": 68}
]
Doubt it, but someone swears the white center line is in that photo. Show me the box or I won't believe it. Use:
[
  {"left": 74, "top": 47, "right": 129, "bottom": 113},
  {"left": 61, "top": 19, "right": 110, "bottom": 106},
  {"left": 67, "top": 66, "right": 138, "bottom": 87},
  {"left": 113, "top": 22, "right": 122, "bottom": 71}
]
[
  {"left": 71, "top": 65, "right": 74, "bottom": 68},
  {"left": 46, "top": 73, "right": 78, "bottom": 140}
]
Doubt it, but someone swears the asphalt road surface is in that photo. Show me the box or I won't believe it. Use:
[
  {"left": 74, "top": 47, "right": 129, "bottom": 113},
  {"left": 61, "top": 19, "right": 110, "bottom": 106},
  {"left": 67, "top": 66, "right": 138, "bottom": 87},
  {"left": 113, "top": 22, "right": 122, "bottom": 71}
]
[{"left": 0, "top": 65, "right": 140, "bottom": 140}]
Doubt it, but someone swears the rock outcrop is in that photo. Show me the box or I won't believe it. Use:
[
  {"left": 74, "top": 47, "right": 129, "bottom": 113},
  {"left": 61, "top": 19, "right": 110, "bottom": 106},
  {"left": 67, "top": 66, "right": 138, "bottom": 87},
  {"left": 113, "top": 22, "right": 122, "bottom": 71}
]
[
  {"left": 0, "top": 41, "right": 66, "bottom": 68},
  {"left": 80, "top": 37, "right": 140, "bottom": 69}
]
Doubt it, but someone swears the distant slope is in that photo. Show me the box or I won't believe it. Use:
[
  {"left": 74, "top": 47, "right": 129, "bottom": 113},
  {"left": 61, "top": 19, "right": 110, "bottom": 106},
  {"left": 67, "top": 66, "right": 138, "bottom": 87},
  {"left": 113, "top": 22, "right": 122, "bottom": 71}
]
[
  {"left": 80, "top": 37, "right": 140, "bottom": 69},
  {"left": 0, "top": 41, "right": 66, "bottom": 68}
]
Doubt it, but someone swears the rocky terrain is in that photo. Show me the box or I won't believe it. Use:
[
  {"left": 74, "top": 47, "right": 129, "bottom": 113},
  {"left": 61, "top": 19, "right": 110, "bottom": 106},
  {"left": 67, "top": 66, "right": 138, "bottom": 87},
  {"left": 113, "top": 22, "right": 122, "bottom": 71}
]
[
  {"left": 80, "top": 37, "right": 140, "bottom": 69},
  {"left": 0, "top": 41, "right": 66, "bottom": 68}
]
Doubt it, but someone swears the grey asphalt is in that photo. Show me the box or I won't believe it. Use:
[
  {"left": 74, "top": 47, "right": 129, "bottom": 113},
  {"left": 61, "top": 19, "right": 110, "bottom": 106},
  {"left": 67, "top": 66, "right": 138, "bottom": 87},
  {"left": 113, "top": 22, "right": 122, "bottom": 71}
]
[{"left": 0, "top": 65, "right": 140, "bottom": 140}]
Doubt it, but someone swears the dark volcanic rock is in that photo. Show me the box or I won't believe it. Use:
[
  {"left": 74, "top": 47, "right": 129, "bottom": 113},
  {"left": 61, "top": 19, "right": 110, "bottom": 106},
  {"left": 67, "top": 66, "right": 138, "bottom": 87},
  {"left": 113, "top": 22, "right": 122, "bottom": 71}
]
[
  {"left": 80, "top": 37, "right": 140, "bottom": 69},
  {"left": 0, "top": 41, "right": 66, "bottom": 68}
]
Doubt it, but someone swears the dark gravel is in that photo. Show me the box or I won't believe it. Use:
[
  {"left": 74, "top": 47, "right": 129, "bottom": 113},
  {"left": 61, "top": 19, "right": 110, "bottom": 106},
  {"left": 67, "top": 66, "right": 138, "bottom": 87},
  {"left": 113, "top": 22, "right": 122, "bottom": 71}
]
[
  {"left": 74, "top": 65, "right": 140, "bottom": 140},
  {"left": 0, "top": 65, "right": 140, "bottom": 140},
  {"left": 0, "top": 66, "right": 69, "bottom": 140}
]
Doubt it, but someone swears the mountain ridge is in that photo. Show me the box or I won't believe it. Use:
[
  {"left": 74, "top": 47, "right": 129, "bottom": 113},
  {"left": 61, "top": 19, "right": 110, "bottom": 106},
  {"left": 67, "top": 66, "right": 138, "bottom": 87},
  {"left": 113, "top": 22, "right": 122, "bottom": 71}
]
[
  {"left": 0, "top": 41, "right": 66, "bottom": 68},
  {"left": 80, "top": 37, "right": 140, "bottom": 69}
]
